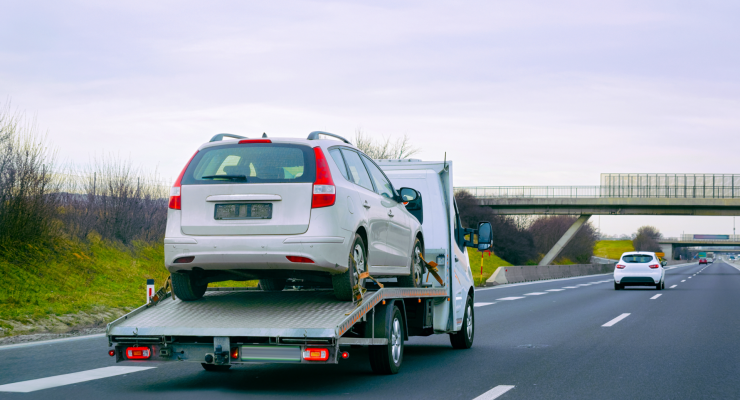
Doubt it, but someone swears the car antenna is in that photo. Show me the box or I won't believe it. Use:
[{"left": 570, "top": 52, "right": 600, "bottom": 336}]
[{"left": 262, "top": 132, "right": 268, "bottom": 138}]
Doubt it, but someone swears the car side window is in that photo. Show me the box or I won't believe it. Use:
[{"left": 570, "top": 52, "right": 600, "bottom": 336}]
[
  {"left": 328, "top": 148, "right": 349, "bottom": 180},
  {"left": 454, "top": 202, "right": 465, "bottom": 251},
  {"left": 339, "top": 149, "right": 374, "bottom": 192},
  {"left": 360, "top": 155, "right": 396, "bottom": 200}
]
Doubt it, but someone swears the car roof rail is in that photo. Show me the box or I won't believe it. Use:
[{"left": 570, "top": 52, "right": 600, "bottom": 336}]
[
  {"left": 210, "top": 133, "right": 247, "bottom": 142},
  {"left": 307, "top": 131, "right": 352, "bottom": 144}
]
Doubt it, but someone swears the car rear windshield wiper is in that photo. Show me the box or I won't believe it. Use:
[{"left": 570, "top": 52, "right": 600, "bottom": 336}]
[{"left": 201, "top": 175, "right": 248, "bottom": 181}]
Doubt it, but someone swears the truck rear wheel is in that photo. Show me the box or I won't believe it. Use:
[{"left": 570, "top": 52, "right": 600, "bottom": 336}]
[
  {"left": 450, "top": 295, "right": 474, "bottom": 349},
  {"left": 332, "top": 234, "right": 366, "bottom": 301},
  {"left": 172, "top": 272, "right": 207, "bottom": 301},
  {"left": 369, "top": 305, "right": 404, "bottom": 374},
  {"left": 259, "top": 278, "right": 286, "bottom": 291},
  {"left": 397, "top": 239, "right": 424, "bottom": 288}
]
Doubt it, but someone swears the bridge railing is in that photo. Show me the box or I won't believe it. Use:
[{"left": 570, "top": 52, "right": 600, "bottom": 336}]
[{"left": 454, "top": 186, "right": 740, "bottom": 199}]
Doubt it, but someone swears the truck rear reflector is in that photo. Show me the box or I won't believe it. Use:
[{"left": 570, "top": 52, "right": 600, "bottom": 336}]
[
  {"left": 286, "top": 256, "right": 314, "bottom": 263},
  {"left": 126, "top": 347, "right": 151, "bottom": 359},
  {"left": 303, "top": 348, "right": 329, "bottom": 361}
]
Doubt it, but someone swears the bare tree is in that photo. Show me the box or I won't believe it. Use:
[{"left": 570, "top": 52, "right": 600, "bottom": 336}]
[
  {"left": 527, "top": 215, "right": 598, "bottom": 264},
  {"left": 633, "top": 225, "right": 662, "bottom": 252},
  {"left": 354, "top": 128, "right": 419, "bottom": 159}
]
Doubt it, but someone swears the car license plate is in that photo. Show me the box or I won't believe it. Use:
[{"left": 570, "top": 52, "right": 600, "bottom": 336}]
[{"left": 214, "top": 203, "right": 272, "bottom": 220}]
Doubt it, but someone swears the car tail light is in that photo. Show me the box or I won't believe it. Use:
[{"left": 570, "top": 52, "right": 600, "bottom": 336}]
[
  {"left": 303, "top": 348, "right": 329, "bottom": 361},
  {"left": 231, "top": 347, "right": 239, "bottom": 359},
  {"left": 616, "top": 264, "right": 626, "bottom": 269},
  {"left": 312, "top": 147, "right": 335, "bottom": 208},
  {"left": 287, "top": 256, "right": 315, "bottom": 263},
  {"left": 169, "top": 151, "right": 199, "bottom": 210},
  {"left": 174, "top": 256, "right": 195, "bottom": 264},
  {"left": 126, "top": 347, "right": 151, "bottom": 359},
  {"left": 239, "top": 139, "right": 271, "bottom": 144},
  {"left": 649, "top": 264, "right": 660, "bottom": 269}
]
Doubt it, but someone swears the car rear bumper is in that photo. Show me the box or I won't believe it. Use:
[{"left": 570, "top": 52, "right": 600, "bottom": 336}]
[
  {"left": 164, "top": 234, "right": 351, "bottom": 274},
  {"left": 613, "top": 271, "right": 662, "bottom": 284}
]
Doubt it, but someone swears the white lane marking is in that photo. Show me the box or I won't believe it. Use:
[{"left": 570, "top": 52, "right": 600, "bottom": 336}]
[
  {"left": 670, "top": 285, "right": 677, "bottom": 288},
  {"left": 524, "top": 292, "right": 548, "bottom": 296},
  {"left": 562, "top": 286, "right": 578, "bottom": 289},
  {"left": 681, "top": 280, "right": 686, "bottom": 282},
  {"left": 0, "top": 366, "right": 155, "bottom": 393},
  {"left": 688, "top": 277, "right": 692, "bottom": 279},
  {"left": 545, "top": 289, "right": 565, "bottom": 292},
  {"left": 650, "top": 294, "right": 662, "bottom": 300},
  {"left": 474, "top": 302, "right": 494, "bottom": 307},
  {"left": 0, "top": 334, "right": 106, "bottom": 351},
  {"left": 496, "top": 297, "right": 525, "bottom": 301},
  {"left": 473, "top": 385, "right": 516, "bottom": 400},
  {"left": 602, "top": 313, "right": 631, "bottom": 327}
]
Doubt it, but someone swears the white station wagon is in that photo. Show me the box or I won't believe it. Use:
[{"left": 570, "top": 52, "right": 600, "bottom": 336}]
[{"left": 164, "top": 132, "right": 426, "bottom": 301}]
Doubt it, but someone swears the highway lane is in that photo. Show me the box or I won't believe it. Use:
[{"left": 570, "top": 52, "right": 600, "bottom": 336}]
[{"left": 1, "top": 261, "right": 738, "bottom": 399}]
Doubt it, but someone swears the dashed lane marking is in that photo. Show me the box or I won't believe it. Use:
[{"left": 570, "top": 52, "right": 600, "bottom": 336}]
[
  {"left": 474, "top": 302, "right": 494, "bottom": 307},
  {"left": 524, "top": 292, "right": 548, "bottom": 296},
  {"left": 545, "top": 289, "right": 565, "bottom": 292},
  {"left": 496, "top": 297, "right": 525, "bottom": 301},
  {"left": 602, "top": 313, "right": 631, "bottom": 327},
  {"left": 670, "top": 285, "right": 677, "bottom": 288},
  {"left": 473, "top": 385, "right": 516, "bottom": 400},
  {"left": 0, "top": 366, "right": 155, "bottom": 393},
  {"left": 562, "top": 286, "right": 578, "bottom": 289},
  {"left": 650, "top": 294, "right": 662, "bottom": 300},
  {"left": 681, "top": 280, "right": 686, "bottom": 282}
]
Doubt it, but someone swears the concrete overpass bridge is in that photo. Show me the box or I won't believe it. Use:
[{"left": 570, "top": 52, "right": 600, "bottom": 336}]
[
  {"left": 658, "top": 235, "right": 740, "bottom": 260},
  {"left": 455, "top": 174, "right": 740, "bottom": 265}
]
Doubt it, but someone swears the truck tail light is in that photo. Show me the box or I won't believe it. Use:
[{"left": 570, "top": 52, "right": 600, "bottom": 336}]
[
  {"left": 169, "top": 151, "right": 199, "bottom": 210},
  {"left": 126, "top": 347, "right": 151, "bottom": 359},
  {"left": 649, "top": 264, "right": 660, "bottom": 269},
  {"left": 286, "top": 256, "right": 315, "bottom": 263},
  {"left": 231, "top": 347, "right": 239, "bottom": 359},
  {"left": 616, "top": 264, "right": 626, "bottom": 269},
  {"left": 303, "top": 348, "right": 329, "bottom": 361},
  {"left": 109, "top": 350, "right": 116, "bottom": 357},
  {"left": 312, "top": 147, "right": 335, "bottom": 208}
]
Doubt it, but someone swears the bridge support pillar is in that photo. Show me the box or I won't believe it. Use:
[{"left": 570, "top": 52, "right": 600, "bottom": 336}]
[
  {"left": 538, "top": 215, "right": 592, "bottom": 266},
  {"left": 659, "top": 243, "right": 674, "bottom": 260}
]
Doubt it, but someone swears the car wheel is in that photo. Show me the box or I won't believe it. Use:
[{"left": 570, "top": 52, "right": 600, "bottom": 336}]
[
  {"left": 397, "top": 238, "right": 424, "bottom": 288},
  {"left": 171, "top": 272, "right": 207, "bottom": 301},
  {"left": 201, "top": 363, "right": 231, "bottom": 372},
  {"left": 369, "top": 305, "right": 404, "bottom": 374},
  {"left": 332, "top": 234, "right": 366, "bottom": 301},
  {"left": 655, "top": 281, "right": 662, "bottom": 290},
  {"left": 614, "top": 281, "right": 621, "bottom": 290},
  {"left": 450, "top": 296, "right": 474, "bottom": 349},
  {"left": 661, "top": 280, "right": 665, "bottom": 290},
  {"left": 259, "top": 278, "right": 287, "bottom": 291}
]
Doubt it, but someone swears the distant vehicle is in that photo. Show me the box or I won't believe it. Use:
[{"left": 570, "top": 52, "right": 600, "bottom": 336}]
[
  {"left": 614, "top": 252, "right": 665, "bottom": 290},
  {"left": 707, "top": 257, "right": 714, "bottom": 263},
  {"left": 699, "top": 258, "right": 708, "bottom": 265}
]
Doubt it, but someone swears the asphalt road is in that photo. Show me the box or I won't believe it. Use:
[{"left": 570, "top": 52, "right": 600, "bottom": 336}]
[{"left": 1, "top": 261, "right": 738, "bottom": 399}]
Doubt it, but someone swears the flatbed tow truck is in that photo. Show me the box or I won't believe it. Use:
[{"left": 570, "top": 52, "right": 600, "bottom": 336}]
[{"left": 107, "top": 159, "right": 491, "bottom": 374}]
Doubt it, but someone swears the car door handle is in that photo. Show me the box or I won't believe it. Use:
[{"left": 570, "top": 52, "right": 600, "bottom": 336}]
[
  {"left": 363, "top": 201, "right": 371, "bottom": 209},
  {"left": 388, "top": 210, "right": 394, "bottom": 217}
]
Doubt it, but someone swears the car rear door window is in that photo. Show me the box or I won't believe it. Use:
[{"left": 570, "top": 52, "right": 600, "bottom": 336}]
[
  {"left": 328, "top": 148, "right": 349, "bottom": 180},
  {"left": 622, "top": 255, "right": 655, "bottom": 263},
  {"left": 340, "top": 149, "right": 374, "bottom": 192},
  {"left": 361, "top": 155, "right": 396, "bottom": 200}
]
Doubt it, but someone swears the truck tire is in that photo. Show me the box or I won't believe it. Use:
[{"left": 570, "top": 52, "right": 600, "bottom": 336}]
[
  {"left": 201, "top": 363, "right": 231, "bottom": 372},
  {"left": 171, "top": 272, "right": 207, "bottom": 301},
  {"left": 369, "top": 305, "right": 404, "bottom": 374},
  {"left": 332, "top": 234, "right": 366, "bottom": 301},
  {"left": 259, "top": 278, "right": 287, "bottom": 291},
  {"left": 397, "top": 239, "right": 424, "bottom": 288},
  {"left": 450, "top": 295, "right": 474, "bottom": 349}
]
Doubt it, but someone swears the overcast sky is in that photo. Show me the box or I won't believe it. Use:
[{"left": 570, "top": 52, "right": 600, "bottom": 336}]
[{"left": 2, "top": 0, "right": 739, "bottom": 237}]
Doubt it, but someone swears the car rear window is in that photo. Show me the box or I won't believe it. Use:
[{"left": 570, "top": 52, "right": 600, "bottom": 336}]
[
  {"left": 622, "top": 254, "right": 655, "bottom": 263},
  {"left": 181, "top": 143, "right": 316, "bottom": 185}
]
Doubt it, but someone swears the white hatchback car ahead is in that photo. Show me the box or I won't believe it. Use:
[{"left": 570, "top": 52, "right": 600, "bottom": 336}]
[
  {"left": 164, "top": 131, "right": 426, "bottom": 301},
  {"left": 613, "top": 251, "right": 665, "bottom": 290}
]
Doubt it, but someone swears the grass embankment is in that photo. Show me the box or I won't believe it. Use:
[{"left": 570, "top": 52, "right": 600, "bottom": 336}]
[
  {"left": 466, "top": 248, "right": 512, "bottom": 286},
  {"left": 593, "top": 240, "right": 634, "bottom": 260},
  {"left": 0, "top": 235, "right": 255, "bottom": 335}
]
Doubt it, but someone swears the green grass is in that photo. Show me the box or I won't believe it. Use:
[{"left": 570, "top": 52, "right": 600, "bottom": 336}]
[
  {"left": 466, "top": 248, "right": 513, "bottom": 286},
  {"left": 593, "top": 240, "right": 634, "bottom": 260},
  {"left": 0, "top": 234, "right": 255, "bottom": 331}
]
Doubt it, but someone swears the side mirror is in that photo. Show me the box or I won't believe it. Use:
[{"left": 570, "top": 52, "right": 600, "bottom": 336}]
[
  {"left": 399, "top": 187, "right": 423, "bottom": 224},
  {"left": 476, "top": 221, "right": 493, "bottom": 251},
  {"left": 399, "top": 187, "right": 418, "bottom": 202},
  {"left": 661, "top": 260, "right": 667, "bottom": 267}
]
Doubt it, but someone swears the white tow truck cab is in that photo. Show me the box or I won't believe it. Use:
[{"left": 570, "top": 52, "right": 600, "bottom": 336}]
[{"left": 107, "top": 157, "right": 491, "bottom": 374}]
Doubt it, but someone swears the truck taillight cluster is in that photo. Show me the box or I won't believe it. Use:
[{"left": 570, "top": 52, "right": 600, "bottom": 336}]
[
  {"left": 126, "top": 347, "right": 151, "bottom": 359},
  {"left": 311, "top": 147, "right": 335, "bottom": 209},
  {"left": 303, "top": 348, "right": 329, "bottom": 361}
]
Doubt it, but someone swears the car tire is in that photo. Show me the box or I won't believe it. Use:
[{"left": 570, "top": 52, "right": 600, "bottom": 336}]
[
  {"left": 259, "top": 278, "right": 287, "bottom": 292},
  {"left": 172, "top": 272, "right": 207, "bottom": 301},
  {"left": 369, "top": 305, "right": 404, "bottom": 374},
  {"left": 201, "top": 363, "right": 231, "bottom": 372},
  {"left": 332, "top": 234, "right": 366, "bottom": 301},
  {"left": 397, "top": 238, "right": 424, "bottom": 288},
  {"left": 655, "top": 281, "right": 662, "bottom": 290},
  {"left": 614, "top": 281, "right": 621, "bottom": 290},
  {"left": 661, "top": 280, "right": 665, "bottom": 290},
  {"left": 450, "top": 296, "right": 474, "bottom": 349}
]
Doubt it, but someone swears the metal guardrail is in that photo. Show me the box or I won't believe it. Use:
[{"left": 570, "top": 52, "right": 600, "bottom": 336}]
[{"left": 455, "top": 186, "right": 740, "bottom": 199}]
